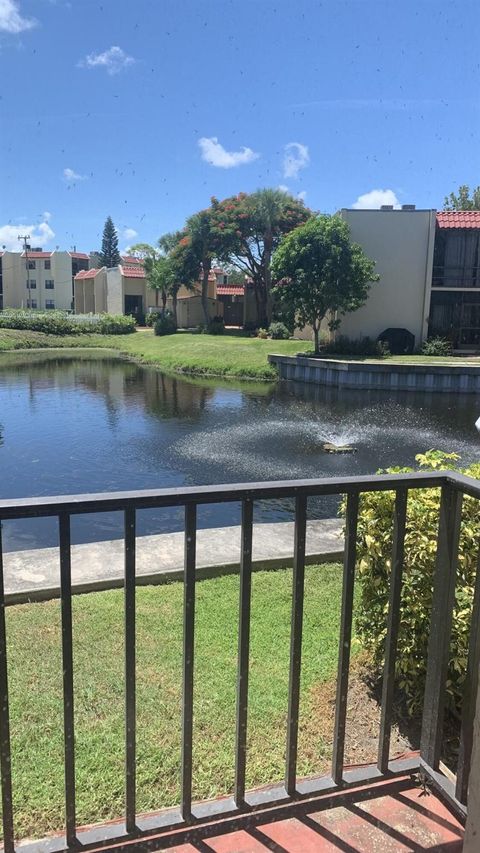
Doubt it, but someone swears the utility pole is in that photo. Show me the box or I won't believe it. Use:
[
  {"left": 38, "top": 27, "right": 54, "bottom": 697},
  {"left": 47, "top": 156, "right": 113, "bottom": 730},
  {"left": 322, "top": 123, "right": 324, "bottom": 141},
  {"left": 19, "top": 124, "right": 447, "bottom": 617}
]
[{"left": 18, "top": 234, "right": 31, "bottom": 308}]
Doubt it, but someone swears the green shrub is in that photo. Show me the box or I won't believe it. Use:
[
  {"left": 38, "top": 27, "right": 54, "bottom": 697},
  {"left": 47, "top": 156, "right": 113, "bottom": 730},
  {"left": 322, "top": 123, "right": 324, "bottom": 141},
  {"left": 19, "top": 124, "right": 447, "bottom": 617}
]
[
  {"left": 257, "top": 328, "right": 268, "bottom": 339},
  {"left": 351, "top": 450, "right": 480, "bottom": 714},
  {"left": 323, "top": 335, "right": 389, "bottom": 357},
  {"left": 268, "top": 321, "right": 290, "bottom": 340},
  {"left": 154, "top": 311, "right": 177, "bottom": 336},
  {"left": 207, "top": 316, "right": 225, "bottom": 335},
  {"left": 145, "top": 312, "right": 160, "bottom": 327},
  {"left": 421, "top": 337, "right": 454, "bottom": 357},
  {"left": 0, "top": 310, "right": 76, "bottom": 335},
  {"left": 0, "top": 310, "right": 135, "bottom": 336}
]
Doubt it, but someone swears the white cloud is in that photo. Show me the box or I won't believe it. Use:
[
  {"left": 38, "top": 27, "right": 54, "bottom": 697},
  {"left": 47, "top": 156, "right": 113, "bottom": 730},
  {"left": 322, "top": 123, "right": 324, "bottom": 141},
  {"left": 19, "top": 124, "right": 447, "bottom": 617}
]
[
  {"left": 283, "top": 142, "right": 310, "bottom": 179},
  {"left": 63, "top": 167, "right": 87, "bottom": 182},
  {"left": 123, "top": 228, "right": 138, "bottom": 241},
  {"left": 0, "top": 0, "right": 36, "bottom": 33},
  {"left": 0, "top": 216, "right": 55, "bottom": 252},
  {"left": 278, "top": 185, "right": 307, "bottom": 202},
  {"left": 198, "top": 136, "right": 259, "bottom": 168},
  {"left": 352, "top": 188, "right": 401, "bottom": 209},
  {"left": 78, "top": 45, "right": 135, "bottom": 75}
]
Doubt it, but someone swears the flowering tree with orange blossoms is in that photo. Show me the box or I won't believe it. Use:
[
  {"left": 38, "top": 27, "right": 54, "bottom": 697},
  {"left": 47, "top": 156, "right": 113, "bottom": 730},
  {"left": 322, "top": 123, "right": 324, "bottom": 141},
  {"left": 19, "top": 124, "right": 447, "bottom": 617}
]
[{"left": 210, "top": 189, "right": 311, "bottom": 327}]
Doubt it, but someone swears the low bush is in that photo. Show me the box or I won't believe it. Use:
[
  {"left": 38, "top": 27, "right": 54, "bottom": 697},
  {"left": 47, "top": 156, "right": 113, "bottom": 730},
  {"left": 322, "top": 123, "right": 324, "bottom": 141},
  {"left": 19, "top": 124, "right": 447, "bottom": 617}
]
[
  {"left": 0, "top": 310, "right": 136, "bottom": 336},
  {"left": 268, "top": 321, "right": 290, "bottom": 340},
  {"left": 207, "top": 316, "right": 225, "bottom": 335},
  {"left": 145, "top": 311, "right": 161, "bottom": 327},
  {"left": 257, "top": 328, "right": 269, "bottom": 339},
  {"left": 0, "top": 309, "right": 75, "bottom": 335},
  {"left": 351, "top": 450, "right": 479, "bottom": 714},
  {"left": 323, "top": 335, "right": 389, "bottom": 357},
  {"left": 154, "top": 311, "right": 177, "bottom": 336},
  {"left": 421, "top": 337, "right": 454, "bottom": 357}
]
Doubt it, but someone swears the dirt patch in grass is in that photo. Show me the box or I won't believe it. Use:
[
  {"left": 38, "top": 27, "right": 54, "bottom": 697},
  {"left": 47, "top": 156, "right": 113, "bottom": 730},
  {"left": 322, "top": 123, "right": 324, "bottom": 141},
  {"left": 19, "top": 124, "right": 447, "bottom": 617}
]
[{"left": 300, "top": 655, "right": 416, "bottom": 772}]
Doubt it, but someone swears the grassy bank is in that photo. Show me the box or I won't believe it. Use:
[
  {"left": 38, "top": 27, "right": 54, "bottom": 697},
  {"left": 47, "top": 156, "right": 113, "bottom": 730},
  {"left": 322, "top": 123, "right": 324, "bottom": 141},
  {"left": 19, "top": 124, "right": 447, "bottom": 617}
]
[
  {"left": 0, "top": 328, "right": 311, "bottom": 380},
  {"left": 6, "top": 563, "right": 346, "bottom": 839}
]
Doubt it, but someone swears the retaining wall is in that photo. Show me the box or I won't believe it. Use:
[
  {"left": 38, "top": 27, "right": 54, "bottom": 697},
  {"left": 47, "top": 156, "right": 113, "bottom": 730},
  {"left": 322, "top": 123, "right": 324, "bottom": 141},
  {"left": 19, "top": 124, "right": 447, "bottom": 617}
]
[{"left": 269, "top": 355, "right": 480, "bottom": 394}]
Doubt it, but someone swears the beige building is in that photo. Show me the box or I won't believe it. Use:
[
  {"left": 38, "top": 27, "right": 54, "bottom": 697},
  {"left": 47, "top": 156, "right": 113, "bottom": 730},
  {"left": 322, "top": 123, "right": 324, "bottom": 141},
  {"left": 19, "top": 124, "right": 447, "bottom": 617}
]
[
  {"left": 74, "top": 258, "right": 223, "bottom": 326},
  {"left": 294, "top": 207, "right": 480, "bottom": 352},
  {"left": 0, "top": 249, "right": 89, "bottom": 311}
]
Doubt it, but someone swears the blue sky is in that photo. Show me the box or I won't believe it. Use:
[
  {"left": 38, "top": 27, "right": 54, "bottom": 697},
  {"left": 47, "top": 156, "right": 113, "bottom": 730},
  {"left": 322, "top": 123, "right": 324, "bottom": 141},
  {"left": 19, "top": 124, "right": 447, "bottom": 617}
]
[{"left": 0, "top": 0, "right": 479, "bottom": 253}]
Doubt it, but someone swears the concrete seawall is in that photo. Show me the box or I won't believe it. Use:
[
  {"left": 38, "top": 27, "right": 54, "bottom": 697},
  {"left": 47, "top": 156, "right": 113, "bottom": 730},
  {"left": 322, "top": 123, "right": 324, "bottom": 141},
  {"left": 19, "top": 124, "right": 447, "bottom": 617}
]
[
  {"left": 269, "top": 354, "right": 480, "bottom": 393},
  {"left": 3, "top": 519, "right": 343, "bottom": 605}
]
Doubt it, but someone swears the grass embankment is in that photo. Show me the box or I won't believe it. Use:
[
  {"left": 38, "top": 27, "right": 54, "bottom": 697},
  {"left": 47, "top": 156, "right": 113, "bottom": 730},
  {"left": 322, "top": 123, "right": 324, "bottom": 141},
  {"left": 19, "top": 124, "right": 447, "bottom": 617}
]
[
  {"left": 5, "top": 563, "right": 346, "bottom": 839},
  {"left": 0, "top": 328, "right": 312, "bottom": 380}
]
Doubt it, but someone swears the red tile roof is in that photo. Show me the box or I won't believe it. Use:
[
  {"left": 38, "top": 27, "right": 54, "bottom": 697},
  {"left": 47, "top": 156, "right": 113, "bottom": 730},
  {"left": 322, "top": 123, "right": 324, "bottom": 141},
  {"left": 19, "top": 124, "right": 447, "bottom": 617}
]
[
  {"left": 75, "top": 268, "right": 103, "bottom": 280},
  {"left": 121, "top": 255, "right": 142, "bottom": 265},
  {"left": 120, "top": 264, "right": 145, "bottom": 279},
  {"left": 436, "top": 211, "right": 480, "bottom": 229},
  {"left": 21, "top": 251, "right": 53, "bottom": 259},
  {"left": 69, "top": 252, "right": 90, "bottom": 260},
  {"left": 217, "top": 284, "right": 245, "bottom": 296}
]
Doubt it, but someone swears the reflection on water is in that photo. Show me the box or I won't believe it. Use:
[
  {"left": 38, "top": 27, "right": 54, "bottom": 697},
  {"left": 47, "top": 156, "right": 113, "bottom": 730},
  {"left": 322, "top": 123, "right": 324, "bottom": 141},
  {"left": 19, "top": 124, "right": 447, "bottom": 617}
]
[{"left": 0, "top": 352, "right": 478, "bottom": 550}]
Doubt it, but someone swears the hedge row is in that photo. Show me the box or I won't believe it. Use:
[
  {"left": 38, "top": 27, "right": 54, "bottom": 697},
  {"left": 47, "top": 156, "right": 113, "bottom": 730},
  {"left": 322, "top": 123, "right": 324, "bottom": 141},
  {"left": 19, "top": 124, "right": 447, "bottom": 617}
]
[
  {"left": 0, "top": 310, "right": 136, "bottom": 336},
  {"left": 352, "top": 449, "right": 479, "bottom": 715}
]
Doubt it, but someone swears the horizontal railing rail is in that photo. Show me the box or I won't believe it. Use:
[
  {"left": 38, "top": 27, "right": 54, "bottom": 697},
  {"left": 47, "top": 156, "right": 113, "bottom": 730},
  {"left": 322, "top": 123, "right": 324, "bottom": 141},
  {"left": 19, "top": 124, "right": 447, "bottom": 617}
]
[{"left": 0, "top": 469, "right": 478, "bottom": 853}]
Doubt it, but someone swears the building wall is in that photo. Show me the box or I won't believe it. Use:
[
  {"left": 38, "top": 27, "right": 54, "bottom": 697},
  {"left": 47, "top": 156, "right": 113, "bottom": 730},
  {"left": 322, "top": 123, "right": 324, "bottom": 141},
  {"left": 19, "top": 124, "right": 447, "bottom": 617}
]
[
  {"left": 105, "top": 269, "right": 123, "bottom": 314},
  {"left": 0, "top": 251, "right": 79, "bottom": 311},
  {"left": 335, "top": 209, "right": 436, "bottom": 347},
  {"left": 175, "top": 296, "right": 222, "bottom": 328}
]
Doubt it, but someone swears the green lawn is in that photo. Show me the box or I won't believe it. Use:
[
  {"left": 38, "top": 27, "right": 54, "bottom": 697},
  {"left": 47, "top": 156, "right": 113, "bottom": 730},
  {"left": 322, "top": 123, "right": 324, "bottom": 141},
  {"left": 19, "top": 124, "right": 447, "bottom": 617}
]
[
  {"left": 5, "top": 563, "right": 346, "bottom": 840},
  {"left": 0, "top": 328, "right": 312, "bottom": 380}
]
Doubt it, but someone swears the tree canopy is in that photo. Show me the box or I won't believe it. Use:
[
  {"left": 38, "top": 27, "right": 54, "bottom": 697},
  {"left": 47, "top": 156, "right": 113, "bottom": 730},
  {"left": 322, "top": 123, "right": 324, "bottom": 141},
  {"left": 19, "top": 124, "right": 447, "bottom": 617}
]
[
  {"left": 444, "top": 185, "right": 480, "bottom": 211},
  {"left": 271, "top": 215, "right": 379, "bottom": 352},
  {"left": 210, "top": 189, "right": 311, "bottom": 326},
  {"left": 99, "top": 216, "right": 121, "bottom": 268}
]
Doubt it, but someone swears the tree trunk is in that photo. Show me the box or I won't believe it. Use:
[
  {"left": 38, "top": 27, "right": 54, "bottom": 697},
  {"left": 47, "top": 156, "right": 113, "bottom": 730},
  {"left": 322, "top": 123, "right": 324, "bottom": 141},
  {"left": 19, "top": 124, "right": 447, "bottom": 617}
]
[
  {"left": 161, "top": 289, "right": 167, "bottom": 315},
  {"left": 172, "top": 291, "right": 178, "bottom": 327},
  {"left": 313, "top": 321, "right": 320, "bottom": 353},
  {"left": 155, "top": 288, "right": 159, "bottom": 307},
  {"left": 257, "top": 282, "right": 269, "bottom": 329},
  {"left": 201, "top": 260, "right": 211, "bottom": 326},
  {"left": 263, "top": 234, "right": 273, "bottom": 326}
]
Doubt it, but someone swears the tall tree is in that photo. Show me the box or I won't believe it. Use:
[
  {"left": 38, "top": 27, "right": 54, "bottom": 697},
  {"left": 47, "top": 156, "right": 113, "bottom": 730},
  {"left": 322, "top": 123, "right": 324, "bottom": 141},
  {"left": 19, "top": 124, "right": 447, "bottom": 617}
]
[
  {"left": 272, "top": 215, "right": 379, "bottom": 352},
  {"left": 184, "top": 209, "right": 220, "bottom": 325},
  {"left": 444, "top": 185, "right": 480, "bottom": 211},
  {"left": 99, "top": 216, "right": 121, "bottom": 267},
  {"left": 211, "top": 189, "right": 311, "bottom": 326},
  {"left": 130, "top": 241, "right": 175, "bottom": 312}
]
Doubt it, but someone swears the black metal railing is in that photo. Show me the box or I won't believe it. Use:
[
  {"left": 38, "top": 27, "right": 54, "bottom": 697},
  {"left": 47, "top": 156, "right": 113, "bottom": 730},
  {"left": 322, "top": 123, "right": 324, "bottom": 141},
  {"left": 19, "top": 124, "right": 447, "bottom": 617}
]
[{"left": 0, "top": 470, "right": 479, "bottom": 852}]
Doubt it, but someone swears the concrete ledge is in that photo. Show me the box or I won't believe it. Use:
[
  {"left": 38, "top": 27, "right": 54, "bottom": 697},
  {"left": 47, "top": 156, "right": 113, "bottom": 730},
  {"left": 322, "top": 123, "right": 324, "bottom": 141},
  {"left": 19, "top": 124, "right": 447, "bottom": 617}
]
[
  {"left": 3, "top": 519, "right": 343, "bottom": 605},
  {"left": 269, "top": 354, "right": 480, "bottom": 393}
]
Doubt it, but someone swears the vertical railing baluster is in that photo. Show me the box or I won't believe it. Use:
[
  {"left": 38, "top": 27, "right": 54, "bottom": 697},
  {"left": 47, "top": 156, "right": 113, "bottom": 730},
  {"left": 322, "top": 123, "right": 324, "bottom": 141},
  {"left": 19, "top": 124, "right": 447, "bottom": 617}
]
[
  {"left": 234, "top": 499, "right": 253, "bottom": 807},
  {"left": 181, "top": 503, "right": 197, "bottom": 822},
  {"left": 59, "top": 513, "right": 76, "bottom": 847},
  {"left": 285, "top": 494, "right": 307, "bottom": 796},
  {"left": 421, "top": 484, "right": 463, "bottom": 770},
  {"left": 0, "top": 523, "right": 14, "bottom": 853},
  {"left": 455, "top": 542, "right": 480, "bottom": 804},
  {"left": 331, "top": 491, "right": 359, "bottom": 785},
  {"left": 377, "top": 488, "right": 408, "bottom": 774},
  {"left": 124, "top": 508, "right": 136, "bottom": 833}
]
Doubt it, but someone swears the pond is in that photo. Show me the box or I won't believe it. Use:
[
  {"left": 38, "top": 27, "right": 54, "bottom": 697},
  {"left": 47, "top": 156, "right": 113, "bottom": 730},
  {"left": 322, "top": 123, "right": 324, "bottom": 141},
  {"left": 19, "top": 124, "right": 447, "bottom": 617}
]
[{"left": 0, "top": 351, "right": 478, "bottom": 551}]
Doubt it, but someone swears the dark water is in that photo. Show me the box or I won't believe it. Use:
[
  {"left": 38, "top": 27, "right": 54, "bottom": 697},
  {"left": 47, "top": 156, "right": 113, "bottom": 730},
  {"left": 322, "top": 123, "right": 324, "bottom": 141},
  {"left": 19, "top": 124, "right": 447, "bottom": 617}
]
[{"left": 0, "top": 352, "right": 479, "bottom": 551}]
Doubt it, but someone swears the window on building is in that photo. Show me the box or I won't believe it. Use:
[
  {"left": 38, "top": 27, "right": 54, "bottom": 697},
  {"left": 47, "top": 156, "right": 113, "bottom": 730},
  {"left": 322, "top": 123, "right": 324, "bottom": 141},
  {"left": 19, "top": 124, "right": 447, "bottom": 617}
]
[
  {"left": 27, "top": 279, "right": 36, "bottom": 289},
  {"left": 28, "top": 260, "right": 36, "bottom": 270},
  {"left": 45, "top": 279, "right": 55, "bottom": 289},
  {"left": 28, "top": 299, "right": 37, "bottom": 309},
  {"left": 44, "top": 260, "right": 51, "bottom": 270},
  {"left": 45, "top": 300, "right": 55, "bottom": 309}
]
